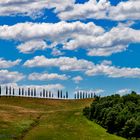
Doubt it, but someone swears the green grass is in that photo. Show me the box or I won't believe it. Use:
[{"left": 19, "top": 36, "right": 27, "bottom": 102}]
[{"left": 0, "top": 97, "right": 126, "bottom": 140}]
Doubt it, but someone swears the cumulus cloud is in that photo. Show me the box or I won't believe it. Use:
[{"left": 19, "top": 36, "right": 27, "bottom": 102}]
[
  {"left": 0, "top": 0, "right": 74, "bottom": 18},
  {"left": 108, "top": 0, "right": 140, "bottom": 21},
  {"left": 0, "top": 70, "right": 24, "bottom": 84},
  {"left": 0, "top": 58, "right": 21, "bottom": 68},
  {"left": 58, "top": 0, "right": 140, "bottom": 21},
  {"left": 64, "top": 26, "right": 140, "bottom": 56},
  {"left": 0, "top": 0, "right": 140, "bottom": 21},
  {"left": 1, "top": 21, "right": 140, "bottom": 56},
  {"left": 0, "top": 21, "right": 103, "bottom": 41},
  {"left": 116, "top": 89, "right": 131, "bottom": 96},
  {"left": 24, "top": 55, "right": 94, "bottom": 71},
  {"left": 58, "top": 0, "right": 110, "bottom": 20},
  {"left": 86, "top": 61, "right": 140, "bottom": 78},
  {"left": 28, "top": 72, "right": 68, "bottom": 81},
  {"left": 17, "top": 40, "right": 52, "bottom": 54},
  {"left": 72, "top": 76, "right": 83, "bottom": 83},
  {"left": 24, "top": 55, "right": 140, "bottom": 79}
]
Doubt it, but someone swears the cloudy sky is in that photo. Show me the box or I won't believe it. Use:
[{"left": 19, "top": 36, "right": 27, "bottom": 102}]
[{"left": 0, "top": 0, "right": 140, "bottom": 97}]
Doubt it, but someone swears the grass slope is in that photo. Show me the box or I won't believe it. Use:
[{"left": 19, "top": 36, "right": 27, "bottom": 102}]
[{"left": 0, "top": 97, "right": 126, "bottom": 140}]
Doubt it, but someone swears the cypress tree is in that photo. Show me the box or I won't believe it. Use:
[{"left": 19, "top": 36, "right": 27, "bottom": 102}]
[
  {"left": 40, "top": 91, "right": 42, "bottom": 97},
  {"left": 31, "top": 89, "right": 33, "bottom": 97},
  {"left": 80, "top": 91, "right": 82, "bottom": 99},
  {"left": 22, "top": 88, "right": 24, "bottom": 96},
  {"left": 13, "top": 88, "right": 15, "bottom": 96},
  {"left": 91, "top": 92, "right": 93, "bottom": 98},
  {"left": 83, "top": 92, "right": 85, "bottom": 99},
  {"left": 46, "top": 90, "right": 48, "bottom": 98},
  {"left": 74, "top": 93, "right": 76, "bottom": 99},
  {"left": 9, "top": 87, "right": 11, "bottom": 96},
  {"left": 66, "top": 91, "right": 68, "bottom": 99},
  {"left": 34, "top": 88, "right": 36, "bottom": 97},
  {"left": 77, "top": 91, "right": 79, "bottom": 99},
  {"left": 57, "top": 90, "right": 60, "bottom": 99},
  {"left": 43, "top": 89, "right": 45, "bottom": 98},
  {"left": 85, "top": 92, "right": 88, "bottom": 98},
  {"left": 49, "top": 91, "right": 51, "bottom": 98},
  {"left": 28, "top": 88, "right": 30, "bottom": 96},
  {"left": 60, "top": 90, "right": 63, "bottom": 99},
  {"left": 0, "top": 86, "right": 1, "bottom": 96},
  {"left": 6, "top": 86, "right": 8, "bottom": 96},
  {"left": 19, "top": 88, "right": 21, "bottom": 96}
]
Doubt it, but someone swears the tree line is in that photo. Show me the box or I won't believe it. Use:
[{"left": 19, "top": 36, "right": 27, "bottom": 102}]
[
  {"left": 0, "top": 86, "right": 69, "bottom": 99},
  {"left": 74, "top": 91, "right": 95, "bottom": 99},
  {"left": 83, "top": 92, "right": 140, "bottom": 139}
]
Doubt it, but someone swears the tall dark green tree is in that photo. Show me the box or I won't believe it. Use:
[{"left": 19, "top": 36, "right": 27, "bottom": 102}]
[
  {"left": 6, "top": 86, "right": 8, "bottom": 96},
  {"left": 28, "top": 88, "right": 30, "bottom": 96},
  {"left": 57, "top": 90, "right": 60, "bottom": 99},
  {"left": 12, "top": 88, "right": 15, "bottom": 96},
  {"left": 19, "top": 88, "right": 21, "bottom": 96},
  {"left": 22, "top": 88, "right": 24, "bottom": 96},
  {"left": 0, "top": 86, "right": 1, "bottom": 96},
  {"left": 66, "top": 91, "right": 68, "bottom": 99},
  {"left": 60, "top": 90, "right": 63, "bottom": 98}
]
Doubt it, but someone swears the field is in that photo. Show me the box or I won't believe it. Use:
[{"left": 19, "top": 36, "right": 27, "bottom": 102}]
[{"left": 0, "top": 97, "right": 126, "bottom": 140}]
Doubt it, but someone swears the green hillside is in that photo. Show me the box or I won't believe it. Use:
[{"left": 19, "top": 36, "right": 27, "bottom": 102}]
[{"left": 0, "top": 97, "right": 126, "bottom": 140}]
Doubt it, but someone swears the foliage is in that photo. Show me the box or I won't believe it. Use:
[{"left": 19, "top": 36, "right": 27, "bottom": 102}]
[{"left": 83, "top": 92, "right": 140, "bottom": 139}]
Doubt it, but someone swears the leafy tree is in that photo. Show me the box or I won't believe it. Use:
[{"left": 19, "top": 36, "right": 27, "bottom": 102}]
[{"left": 83, "top": 92, "right": 140, "bottom": 139}]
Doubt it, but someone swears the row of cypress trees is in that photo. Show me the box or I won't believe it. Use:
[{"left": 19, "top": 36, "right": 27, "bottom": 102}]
[
  {"left": 0, "top": 86, "right": 69, "bottom": 99},
  {"left": 74, "top": 91, "right": 95, "bottom": 99},
  {"left": 57, "top": 90, "right": 68, "bottom": 99}
]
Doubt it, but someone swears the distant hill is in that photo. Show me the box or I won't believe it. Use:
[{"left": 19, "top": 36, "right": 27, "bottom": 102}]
[{"left": 0, "top": 97, "right": 125, "bottom": 140}]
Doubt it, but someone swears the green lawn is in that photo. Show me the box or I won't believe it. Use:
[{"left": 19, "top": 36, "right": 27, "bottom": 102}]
[{"left": 0, "top": 97, "right": 126, "bottom": 140}]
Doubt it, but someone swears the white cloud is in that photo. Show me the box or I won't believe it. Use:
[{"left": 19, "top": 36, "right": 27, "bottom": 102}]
[
  {"left": 58, "top": 0, "right": 140, "bottom": 21},
  {"left": 116, "top": 89, "right": 131, "bottom": 96},
  {"left": 109, "top": 0, "right": 140, "bottom": 21},
  {"left": 0, "top": 70, "right": 24, "bottom": 84},
  {"left": 24, "top": 55, "right": 94, "bottom": 71},
  {"left": 72, "top": 76, "right": 83, "bottom": 83},
  {"left": 1, "top": 21, "right": 140, "bottom": 56},
  {"left": 64, "top": 26, "right": 140, "bottom": 56},
  {"left": 0, "top": 0, "right": 140, "bottom": 21},
  {"left": 58, "top": 0, "right": 110, "bottom": 20},
  {"left": 94, "top": 89, "right": 105, "bottom": 94},
  {"left": 0, "top": 0, "right": 74, "bottom": 18},
  {"left": 86, "top": 62, "right": 140, "bottom": 78},
  {"left": 28, "top": 72, "right": 68, "bottom": 81},
  {"left": 0, "top": 58, "right": 21, "bottom": 68},
  {"left": 17, "top": 40, "right": 51, "bottom": 54},
  {"left": 0, "top": 21, "right": 103, "bottom": 41},
  {"left": 24, "top": 55, "right": 140, "bottom": 79}
]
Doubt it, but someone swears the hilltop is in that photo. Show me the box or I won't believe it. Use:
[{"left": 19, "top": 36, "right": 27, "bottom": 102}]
[{"left": 0, "top": 97, "right": 125, "bottom": 140}]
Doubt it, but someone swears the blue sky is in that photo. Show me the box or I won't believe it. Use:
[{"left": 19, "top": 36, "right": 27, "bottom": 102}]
[{"left": 0, "top": 0, "right": 140, "bottom": 97}]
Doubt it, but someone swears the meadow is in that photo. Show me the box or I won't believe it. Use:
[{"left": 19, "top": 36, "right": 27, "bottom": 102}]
[{"left": 0, "top": 96, "right": 126, "bottom": 140}]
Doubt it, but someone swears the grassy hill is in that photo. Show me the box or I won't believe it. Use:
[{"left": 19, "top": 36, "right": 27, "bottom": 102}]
[{"left": 0, "top": 97, "right": 126, "bottom": 140}]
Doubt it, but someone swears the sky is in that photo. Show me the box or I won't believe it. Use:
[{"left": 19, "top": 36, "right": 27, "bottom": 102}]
[{"left": 0, "top": 0, "right": 140, "bottom": 97}]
